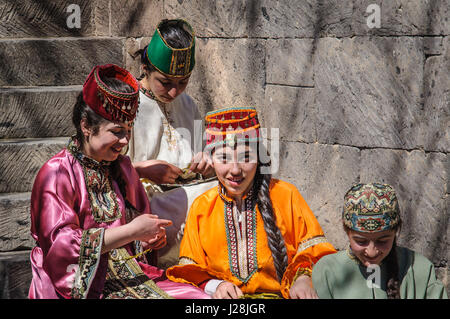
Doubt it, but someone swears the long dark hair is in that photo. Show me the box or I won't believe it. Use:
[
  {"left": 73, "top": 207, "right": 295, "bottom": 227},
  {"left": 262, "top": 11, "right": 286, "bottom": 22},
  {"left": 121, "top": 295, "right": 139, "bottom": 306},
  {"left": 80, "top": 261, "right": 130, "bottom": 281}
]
[
  {"left": 343, "top": 222, "right": 402, "bottom": 299},
  {"left": 72, "top": 94, "right": 106, "bottom": 149},
  {"left": 72, "top": 77, "right": 134, "bottom": 199},
  {"left": 252, "top": 142, "right": 289, "bottom": 283},
  {"left": 133, "top": 20, "right": 194, "bottom": 80},
  {"left": 384, "top": 221, "right": 402, "bottom": 299}
]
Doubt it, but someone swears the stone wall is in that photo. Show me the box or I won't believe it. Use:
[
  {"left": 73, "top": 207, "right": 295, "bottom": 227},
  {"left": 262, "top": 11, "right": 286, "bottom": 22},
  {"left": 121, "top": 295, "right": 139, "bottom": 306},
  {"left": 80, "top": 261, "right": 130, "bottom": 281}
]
[{"left": 0, "top": 0, "right": 448, "bottom": 298}]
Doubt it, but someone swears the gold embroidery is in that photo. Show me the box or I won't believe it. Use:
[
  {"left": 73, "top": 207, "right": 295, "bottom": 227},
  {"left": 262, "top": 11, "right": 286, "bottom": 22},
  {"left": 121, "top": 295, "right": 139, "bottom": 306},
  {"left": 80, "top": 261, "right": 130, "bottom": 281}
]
[
  {"left": 71, "top": 228, "right": 104, "bottom": 299},
  {"left": 67, "top": 138, "right": 121, "bottom": 223},
  {"left": 179, "top": 256, "right": 197, "bottom": 265},
  {"left": 103, "top": 248, "right": 173, "bottom": 299},
  {"left": 296, "top": 235, "right": 328, "bottom": 253}
]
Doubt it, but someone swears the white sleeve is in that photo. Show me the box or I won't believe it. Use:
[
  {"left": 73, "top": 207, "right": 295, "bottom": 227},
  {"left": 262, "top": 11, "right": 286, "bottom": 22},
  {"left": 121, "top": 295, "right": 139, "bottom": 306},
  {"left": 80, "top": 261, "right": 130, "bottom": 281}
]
[{"left": 204, "top": 279, "right": 225, "bottom": 296}]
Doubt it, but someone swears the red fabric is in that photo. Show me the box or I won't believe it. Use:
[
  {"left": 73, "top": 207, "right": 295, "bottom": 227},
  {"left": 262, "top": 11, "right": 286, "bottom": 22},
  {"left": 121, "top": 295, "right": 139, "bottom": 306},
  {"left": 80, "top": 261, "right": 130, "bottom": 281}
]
[
  {"left": 205, "top": 107, "right": 261, "bottom": 146},
  {"left": 82, "top": 64, "right": 139, "bottom": 123}
]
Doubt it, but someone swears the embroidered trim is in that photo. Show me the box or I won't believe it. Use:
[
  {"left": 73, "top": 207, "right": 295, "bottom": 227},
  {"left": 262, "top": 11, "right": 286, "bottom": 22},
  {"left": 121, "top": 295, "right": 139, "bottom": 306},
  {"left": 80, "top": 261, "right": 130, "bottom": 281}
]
[
  {"left": 68, "top": 138, "right": 122, "bottom": 223},
  {"left": 296, "top": 235, "right": 328, "bottom": 254},
  {"left": 179, "top": 256, "right": 197, "bottom": 265},
  {"left": 71, "top": 228, "right": 104, "bottom": 299},
  {"left": 140, "top": 86, "right": 158, "bottom": 101},
  {"left": 223, "top": 189, "right": 258, "bottom": 283},
  {"left": 240, "top": 293, "right": 283, "bottom": 299},
  {"left": 103, "top": 248, "right": 173, "bottom": 299},
  {"left": 293, "top": 267, "right": 313, "bottom": 281}
]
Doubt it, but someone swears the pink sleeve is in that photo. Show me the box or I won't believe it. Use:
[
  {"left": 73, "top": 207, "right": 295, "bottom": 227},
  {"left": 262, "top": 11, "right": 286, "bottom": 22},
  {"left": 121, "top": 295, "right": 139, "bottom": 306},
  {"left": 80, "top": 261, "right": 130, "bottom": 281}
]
[{"left": 30, "top": 156, "right": 104, "bottom": 298}]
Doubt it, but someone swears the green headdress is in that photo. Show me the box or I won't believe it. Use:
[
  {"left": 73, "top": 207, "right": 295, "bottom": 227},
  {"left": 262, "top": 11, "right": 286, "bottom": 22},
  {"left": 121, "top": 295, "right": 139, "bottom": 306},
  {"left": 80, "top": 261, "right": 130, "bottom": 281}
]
[{"left": 146, "top": 19, "right": 195, "bottom": 77}]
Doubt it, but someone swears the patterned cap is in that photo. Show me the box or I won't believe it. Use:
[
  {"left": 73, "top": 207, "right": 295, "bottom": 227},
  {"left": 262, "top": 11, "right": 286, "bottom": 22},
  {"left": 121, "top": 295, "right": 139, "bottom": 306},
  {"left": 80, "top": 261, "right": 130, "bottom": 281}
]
[
  {"left": 146, "top": 19, "right": 195, "bottom": 77},
  {"left": 342, "top": 183, "right": 401, "bottom": 232},
  {"left": 205, "top": 106, "right": 261, "bottom": 151},
  {"left": 83, "top": 64, "right": 140, "bottom": 125}
]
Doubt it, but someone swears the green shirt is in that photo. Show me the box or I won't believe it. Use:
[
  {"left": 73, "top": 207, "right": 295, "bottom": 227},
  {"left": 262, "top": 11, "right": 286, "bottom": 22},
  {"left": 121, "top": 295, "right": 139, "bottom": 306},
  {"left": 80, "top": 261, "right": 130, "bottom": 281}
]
[{"left": 312, "top": 246, "right": 448, "bottom": 299}]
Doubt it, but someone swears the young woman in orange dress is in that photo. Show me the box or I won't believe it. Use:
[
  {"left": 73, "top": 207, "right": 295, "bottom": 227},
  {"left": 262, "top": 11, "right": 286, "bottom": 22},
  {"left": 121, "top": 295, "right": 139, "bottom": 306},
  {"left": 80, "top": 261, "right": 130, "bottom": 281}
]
[{"left": 166, "top": 106, "right": 336, "bottom": 298}]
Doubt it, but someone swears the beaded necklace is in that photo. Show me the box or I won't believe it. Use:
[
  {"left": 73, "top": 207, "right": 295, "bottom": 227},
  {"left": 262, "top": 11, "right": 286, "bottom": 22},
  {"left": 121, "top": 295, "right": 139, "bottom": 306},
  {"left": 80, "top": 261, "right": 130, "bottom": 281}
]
[{"left": 140, "top": 86, "right": 158, "bottom": 101}]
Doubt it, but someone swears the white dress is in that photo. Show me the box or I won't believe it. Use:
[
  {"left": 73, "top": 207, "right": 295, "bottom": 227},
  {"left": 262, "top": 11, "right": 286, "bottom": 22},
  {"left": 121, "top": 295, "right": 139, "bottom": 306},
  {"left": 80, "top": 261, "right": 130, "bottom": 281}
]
[{"left": 127, "top": 91, "right": 217, "bottom": 269}]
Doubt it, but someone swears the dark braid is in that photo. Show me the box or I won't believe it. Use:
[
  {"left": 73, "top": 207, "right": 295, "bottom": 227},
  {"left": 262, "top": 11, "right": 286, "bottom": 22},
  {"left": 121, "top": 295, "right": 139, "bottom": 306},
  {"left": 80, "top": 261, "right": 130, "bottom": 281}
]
[
  {"left": 385, "top": 225, "right": 401, "bottom": 299},
  {"left": 254, "top": 147, "right": 289, "bottom": 283}
]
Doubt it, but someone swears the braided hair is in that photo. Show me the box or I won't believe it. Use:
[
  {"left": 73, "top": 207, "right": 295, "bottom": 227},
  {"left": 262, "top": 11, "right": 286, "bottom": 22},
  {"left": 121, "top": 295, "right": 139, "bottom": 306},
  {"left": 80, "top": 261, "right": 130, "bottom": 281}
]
[{"left": 253, "top": 143, "right": 289, "bottom": 283}]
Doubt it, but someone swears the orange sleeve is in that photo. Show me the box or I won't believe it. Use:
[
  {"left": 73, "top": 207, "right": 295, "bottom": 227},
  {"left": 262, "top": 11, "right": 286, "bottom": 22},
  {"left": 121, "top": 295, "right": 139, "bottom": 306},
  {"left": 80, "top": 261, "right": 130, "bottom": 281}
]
[
  {"left": 276, "top": 182, "right": 337, "bottom": 298},
  {"left": 166, "top": 194, "right": 226, "bottom": 287}
]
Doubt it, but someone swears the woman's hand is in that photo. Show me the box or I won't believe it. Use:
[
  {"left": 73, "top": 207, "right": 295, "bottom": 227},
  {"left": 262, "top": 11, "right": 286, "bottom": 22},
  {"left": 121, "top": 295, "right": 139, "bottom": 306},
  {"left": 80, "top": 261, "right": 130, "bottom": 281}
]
[
  {"left": 134, "top": 159, "right": 183, "bottom": 184},
  {"left": 189, "top": 152, "right": 214, "bottom": 177},
  {"left": 289, "top": 275, "right": 318, "bottom": 299},
  {"left": 213, "top": 281, "right": 243, "bottom": 299},
  {"left": 141, "top": 232, "right": 167, "bottom": 251},
  {"left": 128, "top": 214, "right": 172, "bottom": 243},
  {"left": 102, "top": 214, "right": 172, "bottom": 254}
]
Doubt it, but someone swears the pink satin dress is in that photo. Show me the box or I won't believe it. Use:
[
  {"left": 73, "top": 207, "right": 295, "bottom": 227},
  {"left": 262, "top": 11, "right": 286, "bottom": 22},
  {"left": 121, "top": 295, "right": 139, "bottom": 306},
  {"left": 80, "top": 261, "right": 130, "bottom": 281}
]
[{"left": 28, "top": 142, "right": 209, "bottom": 299}]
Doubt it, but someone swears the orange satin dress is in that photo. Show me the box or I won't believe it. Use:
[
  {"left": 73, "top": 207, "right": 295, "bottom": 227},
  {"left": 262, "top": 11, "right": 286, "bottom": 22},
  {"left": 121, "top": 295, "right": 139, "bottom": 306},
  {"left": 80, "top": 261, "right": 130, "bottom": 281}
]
[{"left": 166, "top": 179, "right": 336, "bottom": 298}]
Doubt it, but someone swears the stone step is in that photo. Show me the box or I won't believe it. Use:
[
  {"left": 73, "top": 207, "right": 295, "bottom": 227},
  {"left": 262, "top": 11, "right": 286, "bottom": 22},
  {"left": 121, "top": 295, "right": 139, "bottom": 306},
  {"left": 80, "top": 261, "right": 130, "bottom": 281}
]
[
  {"left": 0, "top": 137, "right": 68, "bottom": 193},
  {"left": 0, "top": 37, "right": 124, "bottom": 87},
  {"left": 0, "top": 0, "right": 105, "bottom": 38},
  {"left": 0, "top": 250, "right": 32, "bottom": 299},
  {"left": 0, "top": 193, "right": 33, "bottom": 252},
  {"left": 0, "top": 86, "right": 81, "bottom": 139}
]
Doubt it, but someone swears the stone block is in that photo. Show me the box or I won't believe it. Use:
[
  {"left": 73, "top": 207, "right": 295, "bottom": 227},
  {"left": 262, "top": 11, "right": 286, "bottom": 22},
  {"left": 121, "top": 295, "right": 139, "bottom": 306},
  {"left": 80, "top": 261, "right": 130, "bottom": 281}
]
[
  {"left": 274, "top": 141, "right": 361, "bottom": 250},
  {"left": 185, "top": 38, "right": 265, "bottom": 116},
  {"left": 423, "top": 36, "right": 445, "bottom": 56},
  {"left": 420, "top": 37, "right": 450, "bottom": 152},
  {"left": 0, "top": 86, "right": 80, "bottom": 139},
  {"left": 165, "top": 0, "right": 353, "bottom": 38},
  {"left": 353, "top": 0, "right": 450, "bottom": 36},
  {"left": 0, "top": 138, "right": 67, "bottom": 193},
  {"left": 125, "top": 37, "right": 152, "bottom": 79},
  {"left": 360, "top": 149, "right": 448, "bottom": 266},
  {"left": 266, "top": 39, "right": 315, "bottom": 87},
  {"left": 0, "top": 251, "right": 32, "bottom": 299},
  {"left": 0, "top": 0, "right": 100, "bottom": 38},
  {"left": 313, "top": 36, "right": 447, "bottom": 151},
  {"left": 0, "top": 193, "right": 33, "bottom": 252},
  {"left": 109, "top": 0, "right": 163, "bottom": 37},
  {"left": 261, "top": 85, "right": 316, "bottom": 143},
  {"left": 435, "top": 267, "right": 448, "bottom": 293},
  {"left": 0, "top": 38, "right": 124, "bottom": 87}
]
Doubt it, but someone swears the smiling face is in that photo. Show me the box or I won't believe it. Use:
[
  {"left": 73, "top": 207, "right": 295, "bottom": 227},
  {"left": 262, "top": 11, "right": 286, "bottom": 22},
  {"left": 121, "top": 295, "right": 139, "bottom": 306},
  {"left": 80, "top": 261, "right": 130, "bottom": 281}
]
[
  {"left": 142, "top": 68, "right": 190, "bottom": 103},
  {"left": 211, "top": 143, "right": 258, "bottom": 202},
  {"left": 346, "top": 228, "right": 397, "bottom": 267},
  {"left": 81, "top": 119, "right": 131, "bottom": 162}
]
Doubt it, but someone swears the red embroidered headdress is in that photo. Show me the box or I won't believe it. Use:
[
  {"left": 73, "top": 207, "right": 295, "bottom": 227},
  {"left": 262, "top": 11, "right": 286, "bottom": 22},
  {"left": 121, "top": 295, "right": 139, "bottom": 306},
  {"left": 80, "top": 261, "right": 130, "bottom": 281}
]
[
  {"left": 205, "top": 107, "right": 261, "bottom": 150},
  {"left": 83, "top": 64, "right": 140, "bottom": 125}
]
